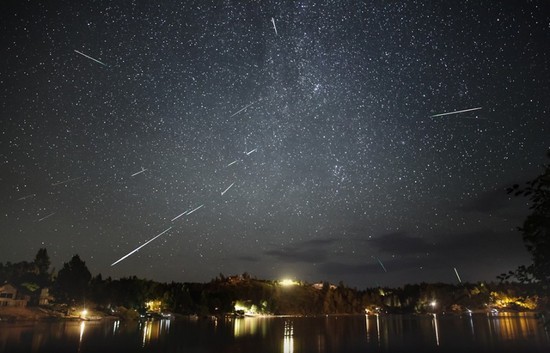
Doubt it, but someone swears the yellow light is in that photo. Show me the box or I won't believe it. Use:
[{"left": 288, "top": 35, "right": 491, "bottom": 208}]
[
  {"left": 145, "top": 300, "right": 162, "bottom": 312},
  {"left": 81, "top": 309, "right": 88, "bottom": 318},
  {"left": 234, "top": 303, "right": 248, "bottom": 312},
  {"left": 279, "top": 279, "right": 299, "bottom": 286}
]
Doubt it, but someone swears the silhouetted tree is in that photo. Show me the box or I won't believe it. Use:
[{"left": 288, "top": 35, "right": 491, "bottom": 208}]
[
  {"left": 33, "top": 248, "right": 51, "bottom": 286},
  {"left": 34, "top": 248, "right": 50, "bottom": 275},
  {"left": 54, "top": 254, "right": 92, "bottom": 303},
  {"left": 503, "top": 150, "right": 550, "bottom": 288}
]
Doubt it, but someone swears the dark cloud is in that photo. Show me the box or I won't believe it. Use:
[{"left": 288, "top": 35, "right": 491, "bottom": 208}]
[
  {"left": 236, "top": 255, "right": 260, "bottom": 263},
  {"left": 318, "top": 261, "right": 381, "bottom": 275},
  {"left": 434, "top": 229, "right": 526, "bottom": 261},
  {"left": 263, "top": 237, "right": 341, "bottom": 263},
  {"left": 312, "top": 229, "right": 529, "bottom": 282},
  {"left": 458, "top": 184, "right": 527, "bottom": 218},
  {"left": 301, "top": 237, "right": 340, "bottom": 247},
  {"left": 265, "top": 248, "right": 328, "bottom": 263},
  {"left": 368, "top": 232, "right": 432, "bottom": 255}
]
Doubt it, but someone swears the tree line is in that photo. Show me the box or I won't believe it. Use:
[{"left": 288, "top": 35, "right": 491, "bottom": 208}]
[{"left": 0, "top": 250, "right": 544, "bottom": 316}]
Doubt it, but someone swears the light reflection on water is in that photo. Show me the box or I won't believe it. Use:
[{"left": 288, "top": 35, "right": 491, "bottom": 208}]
[
  {"left": 485, "top": 311, "right": 548, "bottom": 343},
  {"left": 0, "top": 313, "right": 549, "bottom": 353},
  {"left": 139, "top": 319, "right": 171, "bottom": 346},
  {"left": 77, "top": 321, "right": 85, "bottom": 352},
  {"left": 283, "top": 320, "right": 294, "bottom": 353},
  {"left": 432, "top": 313, "right": 440, "bottom": 346},
  {"left": 233, "top": 317, "right": 268, "bottom": 337}
]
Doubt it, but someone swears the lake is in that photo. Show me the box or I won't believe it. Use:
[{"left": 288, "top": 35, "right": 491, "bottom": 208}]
[{"left": 1, "top": 312, "right": 549, "bottom": 352}]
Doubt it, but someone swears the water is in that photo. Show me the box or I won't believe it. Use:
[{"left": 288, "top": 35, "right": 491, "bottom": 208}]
[{"left": 1, "top": 313, "right": 549, "bottom": 353}]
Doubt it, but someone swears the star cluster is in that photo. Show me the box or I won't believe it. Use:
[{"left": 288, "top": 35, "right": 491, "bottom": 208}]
[{"left": 1, "top": 0, "right": 548, "bottom": 287}]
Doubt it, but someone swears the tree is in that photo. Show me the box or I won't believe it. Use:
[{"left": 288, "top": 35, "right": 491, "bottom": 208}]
[
  {"left": 34, "top": 248, "right": 50, "bottom": 276},
  {"left": 54, "top": 254, "right": 92, "bottom": 303},
  {"left": 33, "top": 248, "right": 51, "bottom": 286},
  {"left": 505, "top": 151, "right": 550, "bottom": 288}
]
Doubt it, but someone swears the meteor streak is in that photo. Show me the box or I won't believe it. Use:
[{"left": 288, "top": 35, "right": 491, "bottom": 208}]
[
  {"left": 171, "top": 210, "right": 190, "bottom": 222},
  {"left": 17, "top": 194, "right": 36, "bottom": 201},
  {"left": 227, "top": 159, "right": 239, "bottom": 167},
  {"left": 38, "top": 213, "right": 55, "bottom": 222},
  {"left": 453, "top": 267, "right": 462, "bottom": 283},
  {"left": 374, "top": 257, "right": 387, "bottom": 272},
  {"left": 271, "top": 17, "right": 278, "bottom": 35},
  {"left": 221, "top": 182, "right": 235, "bottom": 196},
  {"left": 246, "top": 148, "right": 257, "bottom": 155},
  {"left": 111, "top": 227, "right": 172, "bottom": 266},
  {"left": 131, "top": 167, "right": 147, "bottom": 177},
  {"left": 186, "top": 204, "right": 204, "bottom": 215},
  {"left": 52, "top": 177, "right": 81, "bottom": 186},
  {"left": 230, "top": 102, "right": 255, "bottom": 117},
  {"left": 74, "top": 50, "right": 108, "bottom": 67},
  {"left": 430, "top": 107, "right": 482, "bottom": 118}
]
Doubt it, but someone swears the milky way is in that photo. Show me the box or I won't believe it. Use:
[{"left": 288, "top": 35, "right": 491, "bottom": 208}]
[{"left": 1, "top": 1, "right": 548, "bottom": 287}]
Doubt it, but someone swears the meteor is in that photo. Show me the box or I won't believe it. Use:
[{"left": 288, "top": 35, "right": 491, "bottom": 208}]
[
  {"left": 221, "top": 182, "right": 235, "bottom": 196},
  {"left": 38, "top": 213, "right": 55, "bottom": 222},
  {"left": 74, "top": 50, "right": 108, "bottom": 67},
  {"left": 131, "top": 167, "right": 147, "bottom": 177},
  {"left": 186, "top": 204, "right": 204, "bottom": 215},
  {"left": 227, "top": 159, "right": 239, "bottom": 167},
  {"left": 111, "top": 227, "right": 172, "bottom": 266},
  {"left": 246, "top": 148, "right": 257, "bottom": 156},
  {"left": 230, "top": 102, "right": 255, "bottom": 118},
  {"left": 453, "top": 267, "right": 462, "bottom": 283},
  {"left": 271, "top": 17, "right": 278, "bottom": 35},
  {"left": 52, "top": 177, "right": 81, "bottom": 186},
  {"left": 171, "top": 210, "right": 190, "bottom": 222},
  {"left": 430, "top": 107, "right": 482, "bottom": 118},
  {"left": 374, "top": 257, "right": 387, "bottom": 273},
  {"left": 17, "top": 194, "right": 36, "bottom": 201}
]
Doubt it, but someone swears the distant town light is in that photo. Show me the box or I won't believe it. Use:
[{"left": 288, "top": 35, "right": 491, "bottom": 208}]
[
  {"left": 81, "top": 309, "right": 88, "bottom": 318},
  {"left": 279, "top": 279, "right": 299, "bottom": 286}
]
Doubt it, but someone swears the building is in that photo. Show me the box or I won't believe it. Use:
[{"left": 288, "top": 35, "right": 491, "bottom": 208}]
[
  {"left": 0, "top": 283, "right": 29, "bottom": 307},
  {"left": 38, "top": 288, "right": 54, "bottom": 306}
]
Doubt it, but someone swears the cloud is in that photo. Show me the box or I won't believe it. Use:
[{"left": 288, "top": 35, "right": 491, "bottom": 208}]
[
  {"left": 263, "top": 237, "right": 340, "bottom": 263},
  {"left": 458, "top": 183, "right": 528, "bottom": 219},
  {"left": 315, "top": 229, "right": 528, "bottom": 278},
  {"left": 259, "top": 228, "right": 529, "bottom": 287},
  {"left": 236, "top": 255, "right": 260, "bottom": 262},
  {"left": 264, "top": 247, "right": 328, "bottom": 263},
  {"left": 368, "top": 232, "right": 432, "bottom": 255},
  {"left": 434, "top": 229, "right": 525, "bottom": 260}
]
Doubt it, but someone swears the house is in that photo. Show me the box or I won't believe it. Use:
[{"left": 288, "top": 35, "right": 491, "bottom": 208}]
[
  {"left": 0, "top": 283, "right": 29, "bottom": 307},
  {"left": 39, "top": 288, "right": 54, "bottom": 306}
]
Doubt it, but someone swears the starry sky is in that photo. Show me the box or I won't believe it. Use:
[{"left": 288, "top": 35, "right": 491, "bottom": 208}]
[{"left": 1, "top": 0, "right": 549, "bottom": 288}]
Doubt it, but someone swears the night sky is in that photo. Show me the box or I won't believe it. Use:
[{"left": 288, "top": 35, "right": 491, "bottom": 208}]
[{"left": 1, "top": 0, "right": 549, "bottom": 288}]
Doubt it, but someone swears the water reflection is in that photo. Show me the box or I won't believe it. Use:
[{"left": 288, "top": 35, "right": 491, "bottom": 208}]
[
  {"left": 233, "top": 317, "right": 268, "bottom": 338},
  {"left": 0, "top": 314, "right": 548, "bottom": 353},
  {"left": 486, "top": 312, "right": 542, "bottom": 341},
  {"left": 140, "top": 319, "right": 171, "bottom": 346},
  {"left": 432, "top": 313, "right": 440, "bottom": 346},
  {"left": 112, "top": 320, "right": 119, "bottom": 335},
  {"left": 364, "top": 314, "right": 381, "bottom": 346},
  {"left": 283, "top": 320, "right": 294, "bottom": 353},
  {"left": 79, "top": 321, "right": 85, "bottom": 343},
  {"left": 468, "top": 312, "right": 475, "bottom": 337}
]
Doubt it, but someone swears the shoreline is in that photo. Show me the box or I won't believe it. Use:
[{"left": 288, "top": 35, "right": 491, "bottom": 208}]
[{"left": 0, "top": 306, "right": 542, "bottom": 323}]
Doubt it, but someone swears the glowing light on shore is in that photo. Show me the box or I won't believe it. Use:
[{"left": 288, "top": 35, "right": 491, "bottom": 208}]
[{"left": 279, "top": 279, "right": 299, "bottom": 286}]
